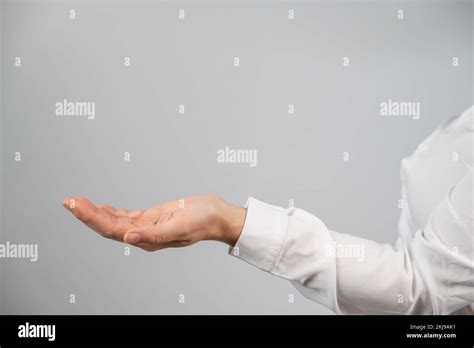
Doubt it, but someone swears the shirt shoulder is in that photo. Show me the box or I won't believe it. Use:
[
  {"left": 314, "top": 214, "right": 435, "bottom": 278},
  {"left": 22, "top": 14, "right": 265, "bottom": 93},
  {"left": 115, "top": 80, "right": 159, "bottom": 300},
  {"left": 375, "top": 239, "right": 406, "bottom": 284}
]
[{"left": 399, "top": 105, "right": 473, "bottom": 231}]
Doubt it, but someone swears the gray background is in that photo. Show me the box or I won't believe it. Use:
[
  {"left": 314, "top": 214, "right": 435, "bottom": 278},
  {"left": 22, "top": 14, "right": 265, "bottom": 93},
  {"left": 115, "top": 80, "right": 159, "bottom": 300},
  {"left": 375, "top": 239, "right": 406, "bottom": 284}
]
[{"left": 0, "top": 0, "right": 472, "bottom": 314}]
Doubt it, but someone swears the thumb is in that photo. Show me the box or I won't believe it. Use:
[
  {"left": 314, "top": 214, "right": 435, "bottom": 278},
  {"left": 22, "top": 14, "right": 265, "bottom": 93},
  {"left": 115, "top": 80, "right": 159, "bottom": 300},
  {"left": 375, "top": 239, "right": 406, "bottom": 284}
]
[{"left": 124, "top": 219, "right": 179, "bottom": 245}]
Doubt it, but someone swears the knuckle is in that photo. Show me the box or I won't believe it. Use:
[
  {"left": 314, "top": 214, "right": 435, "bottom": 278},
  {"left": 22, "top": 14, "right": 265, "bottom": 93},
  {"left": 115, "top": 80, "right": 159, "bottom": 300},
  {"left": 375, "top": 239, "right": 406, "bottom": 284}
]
[
  {"left": 98, "top": 231, "right": 110, "bottom": 239},
  {"left": 153, "top": 232, "right": 162, "bottom": 244},
  {"left": 80, "top": 212, "right": 91, "bottom": 224},
  {"left": 178, "top": 226, "right": 191, "bottom": 239}
]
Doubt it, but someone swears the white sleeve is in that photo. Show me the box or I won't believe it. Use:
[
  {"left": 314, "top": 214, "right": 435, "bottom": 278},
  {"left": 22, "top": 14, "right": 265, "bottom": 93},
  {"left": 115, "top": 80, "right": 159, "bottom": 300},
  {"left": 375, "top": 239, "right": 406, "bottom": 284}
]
[{"left": 230, "top": 172, "right": 473, "bottom": 314}]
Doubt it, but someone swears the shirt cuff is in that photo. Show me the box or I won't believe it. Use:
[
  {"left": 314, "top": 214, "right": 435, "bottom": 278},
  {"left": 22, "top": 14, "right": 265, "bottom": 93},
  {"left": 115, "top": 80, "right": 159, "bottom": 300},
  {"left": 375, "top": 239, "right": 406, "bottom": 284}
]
[{"left": 229, "top": 197, "right": 289, "bottom": 272}]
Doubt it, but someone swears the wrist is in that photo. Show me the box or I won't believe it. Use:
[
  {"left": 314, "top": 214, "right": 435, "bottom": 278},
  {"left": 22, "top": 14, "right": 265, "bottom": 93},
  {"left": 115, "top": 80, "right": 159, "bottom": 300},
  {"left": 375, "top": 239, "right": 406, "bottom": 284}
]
[{"left": 215, "top": 202, "right": 247, "bottom": 246}]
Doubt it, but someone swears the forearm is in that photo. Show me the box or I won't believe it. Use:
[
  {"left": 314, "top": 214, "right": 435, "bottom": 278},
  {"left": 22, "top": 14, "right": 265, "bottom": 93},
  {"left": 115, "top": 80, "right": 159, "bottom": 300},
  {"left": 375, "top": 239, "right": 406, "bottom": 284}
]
[{"left": 228, "top": 197, "right": 449, "bottom": 314}]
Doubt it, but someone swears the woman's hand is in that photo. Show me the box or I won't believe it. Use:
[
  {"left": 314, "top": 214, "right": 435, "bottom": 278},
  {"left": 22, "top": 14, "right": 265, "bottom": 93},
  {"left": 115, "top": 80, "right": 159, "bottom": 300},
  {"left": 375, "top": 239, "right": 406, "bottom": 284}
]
[{"left": 62, "top": 194, "right": 246, "bottom": 251}]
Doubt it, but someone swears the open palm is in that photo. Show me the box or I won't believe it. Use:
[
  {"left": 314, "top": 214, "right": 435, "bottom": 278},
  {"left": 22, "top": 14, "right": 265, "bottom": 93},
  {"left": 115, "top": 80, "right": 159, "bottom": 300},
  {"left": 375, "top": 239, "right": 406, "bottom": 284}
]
[{"left": 62, "top": 194, "right": 234, "bottom": 251}]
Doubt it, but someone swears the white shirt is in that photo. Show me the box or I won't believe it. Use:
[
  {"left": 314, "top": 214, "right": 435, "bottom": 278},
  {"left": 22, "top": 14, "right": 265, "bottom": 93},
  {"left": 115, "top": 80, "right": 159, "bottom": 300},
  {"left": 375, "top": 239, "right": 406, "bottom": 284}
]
[{"left": 231, "top": 106, "right": 473, "bottom": 314}]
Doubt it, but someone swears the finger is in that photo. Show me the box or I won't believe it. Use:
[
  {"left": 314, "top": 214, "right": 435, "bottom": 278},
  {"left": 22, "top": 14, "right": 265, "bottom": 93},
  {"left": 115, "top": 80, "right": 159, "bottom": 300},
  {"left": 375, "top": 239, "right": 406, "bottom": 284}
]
[
  {"left": 123, "top": 219, "right": 181, "bottom": 245},
  {"left": 62, "top": 196, "right": 131, "bottom": 239},
  {"left": 97, "top": 204, "right": 143, "bottom": 218},
  {"left": 134, "top": 242, "right": 177, "bottom": 252}
]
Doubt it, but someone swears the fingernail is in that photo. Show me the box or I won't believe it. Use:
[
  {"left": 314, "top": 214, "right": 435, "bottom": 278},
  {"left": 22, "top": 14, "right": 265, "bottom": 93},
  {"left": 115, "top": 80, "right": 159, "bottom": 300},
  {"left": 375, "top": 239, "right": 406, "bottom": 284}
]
[
  {"left": 125, "top": 233, "right": 141, "bottom": 244},
  {"left": 62, "top": 197, "right": 72, "bottom": 209}
]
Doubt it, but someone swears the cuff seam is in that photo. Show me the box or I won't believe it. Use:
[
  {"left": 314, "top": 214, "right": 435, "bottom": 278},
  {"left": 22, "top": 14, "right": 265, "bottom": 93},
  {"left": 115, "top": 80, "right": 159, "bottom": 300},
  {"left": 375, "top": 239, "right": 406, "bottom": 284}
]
[{"left": 269, "top": 210, "right": 290, "bottom": 273}]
